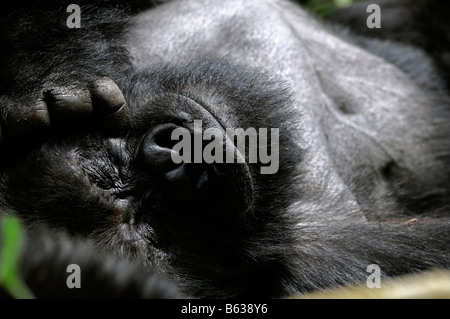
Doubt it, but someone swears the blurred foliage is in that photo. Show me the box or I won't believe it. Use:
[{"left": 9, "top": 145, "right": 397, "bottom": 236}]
[
  {"left": 296, "top": 0, "right": 355, "bottom": 17},
  {"left": 0, "top": 214, "right": 35, "bottom": 299}
]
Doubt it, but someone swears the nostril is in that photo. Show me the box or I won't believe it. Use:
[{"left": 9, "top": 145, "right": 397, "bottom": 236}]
[
  {"left": 139, "top": 123, "right": 220, "bottom": 205},
  {"left": 153, "top": 123, "right": 180, "bottom": 149},
  {"left": 140, "top": 123, "right": 182, "bottom": 173}
]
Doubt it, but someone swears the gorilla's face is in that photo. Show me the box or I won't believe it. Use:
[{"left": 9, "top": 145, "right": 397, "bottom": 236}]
[{"left": 0, "top": 60, "right": 300, "bottom": 296}]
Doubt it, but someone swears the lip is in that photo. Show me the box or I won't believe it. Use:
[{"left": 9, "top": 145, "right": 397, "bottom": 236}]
[
  {"left": 167, "top": 93, "right": 252, "bottom": 168},
  {"left": 74, "top": 93, "right": 256, "bottom": 219},
  {"left": 178, "top": 93, "right": 228, "bottom": 131},
  {"left": 167, "top": 93, "right": 256, "bottom": 215}
]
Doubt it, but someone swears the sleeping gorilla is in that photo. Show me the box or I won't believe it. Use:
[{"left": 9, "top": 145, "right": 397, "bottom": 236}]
[{"left": 0, "top": 0, "right": 449, "bottom": 298}]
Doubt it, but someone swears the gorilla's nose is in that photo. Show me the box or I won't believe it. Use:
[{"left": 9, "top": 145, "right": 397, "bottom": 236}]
[
  {"left": 140, "top": 123, "right": 181, "bottom": 173},
  {"left": 139, "top": 123, "right": 213, "bottom": 203}
]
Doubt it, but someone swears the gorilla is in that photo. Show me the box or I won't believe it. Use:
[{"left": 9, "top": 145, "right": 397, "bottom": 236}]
[{"left": 0, "top": 0, "right": 449, "bottom": 298}]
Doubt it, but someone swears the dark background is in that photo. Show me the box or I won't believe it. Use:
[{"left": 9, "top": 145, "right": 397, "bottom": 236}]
[{"left": 298, "top": 0, "right": 356, "bottom": 17}]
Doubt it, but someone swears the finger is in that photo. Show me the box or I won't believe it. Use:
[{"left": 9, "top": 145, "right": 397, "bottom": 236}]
[
  {"left": 44, "top": 87, "right": 93, "bottom": 127},
  {"left": 90, "top": 77, "right": 126, "bottom": 116},
  {"left": 5, "top": 99, "right": 51, "bottom": 142},
  {"left": 100, "top": 101, "right": 130, "bottom": 135}
]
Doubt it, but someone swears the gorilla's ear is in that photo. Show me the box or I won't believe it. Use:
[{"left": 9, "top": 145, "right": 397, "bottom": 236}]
[{"left": 0, "top": 215, "right": 183, "bottom": 299}]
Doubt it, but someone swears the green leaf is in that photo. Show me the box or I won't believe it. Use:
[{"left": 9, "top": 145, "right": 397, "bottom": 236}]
[
  {"left": 0, "top": 214, "right": 35, "bottom": 299},
  {"left": 334, "top": 0, "right": 353, "bottom": 8}
]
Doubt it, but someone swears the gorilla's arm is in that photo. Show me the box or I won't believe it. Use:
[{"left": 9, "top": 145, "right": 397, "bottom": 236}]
[
  {"left": 0, "top": 1, "right": 163, "bottom": 152},
  {"left": 0, "top": 0, "right": 183, "bottom": 299},
  {"left": 0, "top": 221, "right": 183, "bottom": 299}
]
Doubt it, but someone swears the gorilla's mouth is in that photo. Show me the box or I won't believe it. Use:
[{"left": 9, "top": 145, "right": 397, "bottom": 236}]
[{"left": 76, "top": 119, "right": 255, "bottom": 234}]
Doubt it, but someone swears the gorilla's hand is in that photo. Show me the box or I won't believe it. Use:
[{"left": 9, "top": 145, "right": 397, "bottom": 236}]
[
  {"left": 0, "top": 78, "right": 126, "bottom": 149},
  {"left": 0, "top": 2, "right": 134, "bottom": 152}
]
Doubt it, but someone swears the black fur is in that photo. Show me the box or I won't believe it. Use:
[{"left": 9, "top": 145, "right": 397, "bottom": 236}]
[{"left": 0, "top": 0, "right": 449, "bottom": 298}]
